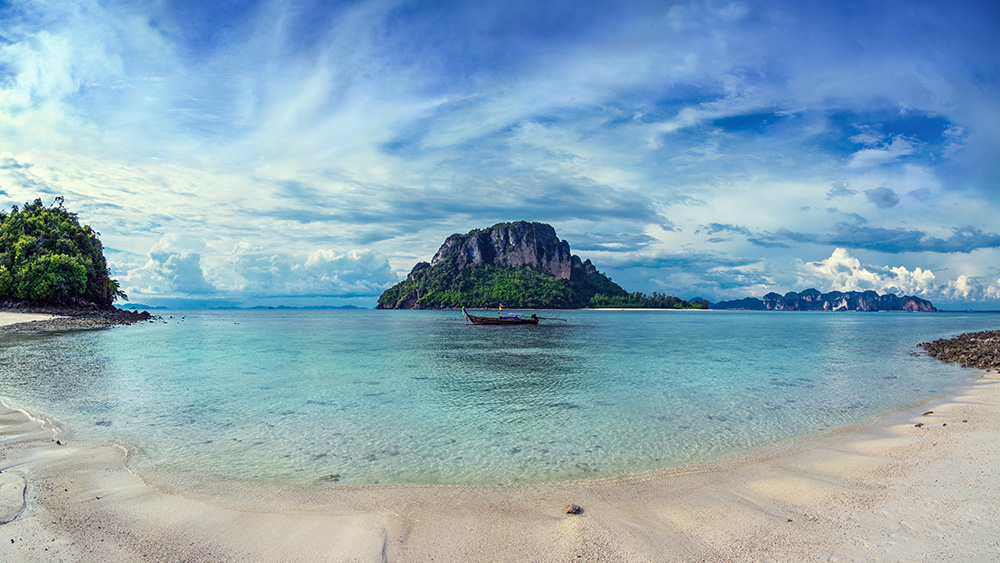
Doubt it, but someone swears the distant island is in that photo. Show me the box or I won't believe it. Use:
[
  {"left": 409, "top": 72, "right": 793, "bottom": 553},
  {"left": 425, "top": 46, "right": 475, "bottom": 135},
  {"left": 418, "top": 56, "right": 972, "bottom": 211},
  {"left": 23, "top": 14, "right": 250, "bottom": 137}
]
[
  {"left": 120, "top": 304, "right": 169, "bottom": 310},
  {"left": 712, "top": 288, "right": 936, "bottom": 312},
  {"left": 377, "top": 221, "right": 706, "bottom": 310}
]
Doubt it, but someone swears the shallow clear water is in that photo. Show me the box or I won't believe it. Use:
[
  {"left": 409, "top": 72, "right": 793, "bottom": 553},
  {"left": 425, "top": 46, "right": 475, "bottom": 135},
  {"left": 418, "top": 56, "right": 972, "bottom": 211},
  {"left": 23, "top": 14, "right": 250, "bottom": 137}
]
[{"left": 0, "top": 310, "right": 995, "bottom": 486}]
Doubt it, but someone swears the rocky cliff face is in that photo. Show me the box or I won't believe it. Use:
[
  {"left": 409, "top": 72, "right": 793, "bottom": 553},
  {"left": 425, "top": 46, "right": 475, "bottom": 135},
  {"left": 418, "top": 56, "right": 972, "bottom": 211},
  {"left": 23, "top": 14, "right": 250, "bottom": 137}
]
[
  {"left": 431, "top": 222, "right": 573, "bottom": 279},
  {"left": 429, "top": 221, "right": 602, "bottom": 282},
  {"left": 719, "top": 289, "right": 936, "bottom": 312},
  {"left": 377, "top": 221, "right": 625, "bottom": 309}
]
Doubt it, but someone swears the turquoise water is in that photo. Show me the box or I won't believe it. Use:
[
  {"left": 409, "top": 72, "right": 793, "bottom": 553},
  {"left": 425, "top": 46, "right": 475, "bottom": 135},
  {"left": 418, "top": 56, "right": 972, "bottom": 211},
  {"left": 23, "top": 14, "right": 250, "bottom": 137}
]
[{"left": 0, "top": 310, "right": 995, "bottom": 486}]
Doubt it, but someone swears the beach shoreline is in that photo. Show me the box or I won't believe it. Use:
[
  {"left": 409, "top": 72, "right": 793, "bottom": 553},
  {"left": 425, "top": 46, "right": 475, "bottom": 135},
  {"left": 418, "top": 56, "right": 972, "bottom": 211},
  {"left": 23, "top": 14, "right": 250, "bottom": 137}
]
[
  {"left": 1, "top": 312, "right": 999, "bottom": 560},
  {"left": 0, "top": 312, "right": 62, "bottom": 327},
  {"left": 0, "top": 307, "right": 153, "bottom": 336}
]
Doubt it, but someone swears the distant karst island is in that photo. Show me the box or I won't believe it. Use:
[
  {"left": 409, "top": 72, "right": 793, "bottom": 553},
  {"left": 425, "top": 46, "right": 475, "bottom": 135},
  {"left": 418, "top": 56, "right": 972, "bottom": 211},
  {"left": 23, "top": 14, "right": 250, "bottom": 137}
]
[
  {"left": 377, "top": 221, "right": 706, "bottom": 310},
  {"left": 712, "top": 288, "right": 936, "bottom": 312}
]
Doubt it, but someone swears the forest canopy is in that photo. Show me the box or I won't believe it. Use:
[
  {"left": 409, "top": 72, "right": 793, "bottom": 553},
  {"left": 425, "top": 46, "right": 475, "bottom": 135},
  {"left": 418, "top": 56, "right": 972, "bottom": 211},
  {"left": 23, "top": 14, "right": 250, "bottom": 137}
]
[{"left": 0, "top": 197, "right": 124, "bottom": 306}]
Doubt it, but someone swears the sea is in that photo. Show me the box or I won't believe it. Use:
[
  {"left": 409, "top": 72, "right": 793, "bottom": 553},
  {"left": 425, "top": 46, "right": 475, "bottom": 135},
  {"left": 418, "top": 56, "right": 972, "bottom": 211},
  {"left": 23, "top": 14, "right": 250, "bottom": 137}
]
[{"left": 0, "top": 309, "right": 996, "bottom": 487}]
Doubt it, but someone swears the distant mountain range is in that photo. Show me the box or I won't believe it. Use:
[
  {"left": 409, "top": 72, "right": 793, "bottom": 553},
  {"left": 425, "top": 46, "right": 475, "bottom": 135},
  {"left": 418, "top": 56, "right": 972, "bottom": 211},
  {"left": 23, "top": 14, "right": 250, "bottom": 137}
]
[{"left": 712, "top": 288, "right": 936, "bottom": 312}]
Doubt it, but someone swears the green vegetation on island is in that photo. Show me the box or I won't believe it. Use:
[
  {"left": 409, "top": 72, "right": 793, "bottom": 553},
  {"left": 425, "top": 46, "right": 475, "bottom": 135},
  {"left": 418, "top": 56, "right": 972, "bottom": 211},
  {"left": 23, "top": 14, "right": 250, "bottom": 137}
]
[
  {"left": 378, "top": 255, "right": 625, "bottom": 309},
  {"left": 589, "top": 292, "right": 709, "bottom": 309},
  {"left": 0, "top": 198, "right": 125, "bottom": 306},
  {"left": 377, "top": 221, "right": 704, "bottom": 310}
]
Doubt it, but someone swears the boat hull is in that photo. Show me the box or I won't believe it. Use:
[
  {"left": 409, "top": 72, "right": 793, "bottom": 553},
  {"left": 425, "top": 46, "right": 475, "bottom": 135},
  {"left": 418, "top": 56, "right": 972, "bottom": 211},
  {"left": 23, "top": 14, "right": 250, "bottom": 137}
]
[{"left": 463, "top": 308, "right": 539, "bottom": 325}]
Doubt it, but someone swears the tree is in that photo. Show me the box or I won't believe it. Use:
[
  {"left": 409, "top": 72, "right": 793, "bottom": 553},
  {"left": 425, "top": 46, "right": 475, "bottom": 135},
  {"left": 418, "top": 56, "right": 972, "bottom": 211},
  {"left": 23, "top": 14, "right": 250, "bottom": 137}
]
[{"left": 0, "top": 198, "right": 124, "bottom": 305}]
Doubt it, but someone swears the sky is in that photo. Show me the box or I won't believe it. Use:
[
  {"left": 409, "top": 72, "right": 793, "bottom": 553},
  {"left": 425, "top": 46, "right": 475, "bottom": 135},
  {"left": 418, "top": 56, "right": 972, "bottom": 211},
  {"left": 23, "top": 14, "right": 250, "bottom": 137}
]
[{"left": 1, "top": 0, "right": 999, "bottom": 309}]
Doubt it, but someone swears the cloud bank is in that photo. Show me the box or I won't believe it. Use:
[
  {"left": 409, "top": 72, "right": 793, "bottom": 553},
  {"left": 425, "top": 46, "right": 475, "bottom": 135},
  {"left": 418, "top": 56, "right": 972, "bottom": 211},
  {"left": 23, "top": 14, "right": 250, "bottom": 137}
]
[
  {"left": 791, "top": 248, "right": 1000, "bottom": 306},
  {"left": 0, "top": 0, "right": 998, "bottom": 306}
]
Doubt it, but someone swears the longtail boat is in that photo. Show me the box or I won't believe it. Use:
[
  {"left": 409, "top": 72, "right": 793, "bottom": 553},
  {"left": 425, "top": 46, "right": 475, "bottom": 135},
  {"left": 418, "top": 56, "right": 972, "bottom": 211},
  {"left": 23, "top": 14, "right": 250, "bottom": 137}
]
[{"left": 463, "top": 307, "right": 539, "bottom": 325}]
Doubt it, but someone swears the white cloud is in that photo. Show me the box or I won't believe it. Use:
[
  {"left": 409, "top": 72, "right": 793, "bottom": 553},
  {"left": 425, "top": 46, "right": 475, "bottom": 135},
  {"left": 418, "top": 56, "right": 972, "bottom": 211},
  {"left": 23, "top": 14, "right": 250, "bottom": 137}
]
[
  {"left": 847, "top": 136, "right": 917, "bottom": 169},
  {"left": 796, "top": 248, "right": 936, "bottom": 295},
  {"left": 792, "top": 248, "right": 1000, "bottom": 304},
  {"left": 942, "top": 274, "right": 979, "bottom": 300},
  {"left": 119, "top": 240, "right": 397, "bottom": 300},
  {"left": 938, "top": 274, "right": 1000, "bottom": 303},
  {"left": 941, "top": 125, "right": 966, "bottom": 159},
  {"left": 118, "top": 234, "right": 215, "bottom": 296},
  {"left": 0, "top": 1, "right": 175, "bottom": 154},
  {"left": 848, "top": 131, "right": 884, "bottom": 145},
  {"left": 217, "top": 246, "right": 397, "bottom": 298}
]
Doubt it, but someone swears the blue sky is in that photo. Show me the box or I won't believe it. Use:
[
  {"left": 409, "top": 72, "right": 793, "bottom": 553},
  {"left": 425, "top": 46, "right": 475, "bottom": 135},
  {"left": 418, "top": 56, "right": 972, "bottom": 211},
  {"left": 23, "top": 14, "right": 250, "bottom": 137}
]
[{"left": 1, "top": 0, "right": 999, "bottom": 308}]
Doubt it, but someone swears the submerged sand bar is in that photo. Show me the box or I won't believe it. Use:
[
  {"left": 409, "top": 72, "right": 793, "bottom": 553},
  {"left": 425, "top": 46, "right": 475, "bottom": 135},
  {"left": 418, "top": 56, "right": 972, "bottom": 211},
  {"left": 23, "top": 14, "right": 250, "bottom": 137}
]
[{"left": 1, "top": 311, "right": 999, "bottom": 561}]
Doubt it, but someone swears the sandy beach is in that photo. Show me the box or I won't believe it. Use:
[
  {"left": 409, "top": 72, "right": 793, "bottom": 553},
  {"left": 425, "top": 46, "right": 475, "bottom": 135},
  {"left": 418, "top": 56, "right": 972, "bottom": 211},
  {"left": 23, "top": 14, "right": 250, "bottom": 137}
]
[
  {"left": 0, "top": 313, "right": 61, "bottom": 327},
  {"left": 1, "top": 312, "right": 999, "bottom": 561}
]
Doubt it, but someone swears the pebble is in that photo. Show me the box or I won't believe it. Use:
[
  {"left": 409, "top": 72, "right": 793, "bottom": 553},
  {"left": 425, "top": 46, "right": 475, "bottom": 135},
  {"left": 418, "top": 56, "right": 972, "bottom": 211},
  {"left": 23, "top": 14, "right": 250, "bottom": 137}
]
[{"left": 564, "top": 503, "right": 583, "bottom": 515}]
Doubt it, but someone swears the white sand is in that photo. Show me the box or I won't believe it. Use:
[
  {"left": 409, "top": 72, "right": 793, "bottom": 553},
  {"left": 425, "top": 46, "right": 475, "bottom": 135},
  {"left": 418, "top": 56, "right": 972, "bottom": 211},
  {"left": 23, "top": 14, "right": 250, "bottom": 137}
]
[
  {"left": 0, "top": 312, "right": 61, "bottom": 327},
  {"left": 0, "top": 326, "right": 998, "bottom": 560}
]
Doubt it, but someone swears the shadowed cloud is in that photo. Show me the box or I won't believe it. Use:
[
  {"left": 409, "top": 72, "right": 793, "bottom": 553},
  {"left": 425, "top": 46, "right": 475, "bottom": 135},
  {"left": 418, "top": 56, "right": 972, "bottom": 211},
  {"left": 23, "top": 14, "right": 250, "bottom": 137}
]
[
  {"left": 777, "top": 225, "right": 1000, "bottom": 254},
  {"left": 864, "top": 187, "right": 900, "bottom": 209}
]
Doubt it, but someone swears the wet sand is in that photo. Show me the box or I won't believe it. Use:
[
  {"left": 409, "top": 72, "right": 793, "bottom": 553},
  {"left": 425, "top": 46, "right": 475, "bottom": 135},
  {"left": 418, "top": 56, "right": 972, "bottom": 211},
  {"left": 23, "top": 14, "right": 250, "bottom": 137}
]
[{"left": 1, "top": 312, "right": 999, "bottom": 561}]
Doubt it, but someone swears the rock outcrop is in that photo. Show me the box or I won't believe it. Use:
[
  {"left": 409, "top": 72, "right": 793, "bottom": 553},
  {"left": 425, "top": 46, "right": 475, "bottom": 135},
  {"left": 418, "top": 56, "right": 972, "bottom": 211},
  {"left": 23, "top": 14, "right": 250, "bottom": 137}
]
[
  {"left": 432, "top": 222, "right": 576, "bottom": 279},
  {"left": 920, "top": 330, "right": 1000, "bottom": 369},
  {"left": 716, "top": 288, "right": 936, "bottom": 312},
  {"left": 377, "top": 221, "right": 626, "bottom": 309},
  {"left": 0, "top": 302, "right": 154, "bottom": 335}
]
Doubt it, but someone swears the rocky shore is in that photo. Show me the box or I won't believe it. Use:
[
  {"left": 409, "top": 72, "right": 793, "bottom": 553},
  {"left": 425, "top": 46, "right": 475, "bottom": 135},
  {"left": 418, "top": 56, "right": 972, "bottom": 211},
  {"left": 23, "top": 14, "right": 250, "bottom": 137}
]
[
  {"left": 920, "top": 329, "right": 1000, "bottom": 370},
  {"left": 0, "top": 301, "right": 154, "bottom": 335}
]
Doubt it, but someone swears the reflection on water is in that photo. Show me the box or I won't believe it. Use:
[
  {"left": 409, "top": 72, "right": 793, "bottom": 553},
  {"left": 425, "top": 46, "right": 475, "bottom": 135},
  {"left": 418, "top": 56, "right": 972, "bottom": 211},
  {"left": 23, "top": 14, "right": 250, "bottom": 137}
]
[{"left": 0, "top": 309, "right": 993, "bottom": 486}]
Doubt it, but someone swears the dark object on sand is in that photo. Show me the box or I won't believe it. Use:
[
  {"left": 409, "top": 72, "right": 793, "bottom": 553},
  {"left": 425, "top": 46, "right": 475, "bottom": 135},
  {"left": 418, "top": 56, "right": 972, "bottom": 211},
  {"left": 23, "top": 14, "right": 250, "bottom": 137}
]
[{"left": 564, "top": 504, "right": 583, "bottom": 515}]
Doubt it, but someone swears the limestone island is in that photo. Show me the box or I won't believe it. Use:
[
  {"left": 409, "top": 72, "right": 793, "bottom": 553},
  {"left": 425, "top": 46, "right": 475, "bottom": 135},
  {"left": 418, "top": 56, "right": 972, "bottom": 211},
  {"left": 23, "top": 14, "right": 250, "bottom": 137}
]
[
  {"left": 713, "top": 288, "right": 936, "bottom": 312},
  {"left": 377, "top": 221, "right": 706, "bottom": 310}
]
